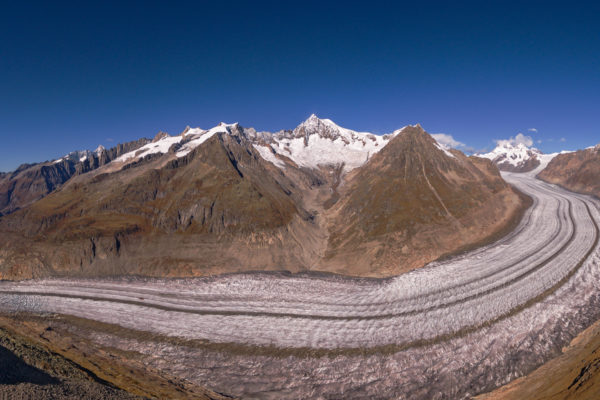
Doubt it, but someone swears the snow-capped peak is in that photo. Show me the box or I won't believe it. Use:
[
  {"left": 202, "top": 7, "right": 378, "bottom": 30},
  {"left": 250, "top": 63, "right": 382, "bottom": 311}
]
[
  {"left": 479, "top": 141, "right": 541, "bottom": 165},
  {"left": 294, "top": 114, "right": 373, "bottom": 141},
  {"left": 254, "top": 116, "right": 402, "bottom": 172},
  {"left": 478, "top": 138, "right": 545, "bottom": 172},
  {"left": 297, "top": 113, "right": 321, "bottom": 129},
  {"left": 94, "top": 145, "right": 106, "bottom": 154}
]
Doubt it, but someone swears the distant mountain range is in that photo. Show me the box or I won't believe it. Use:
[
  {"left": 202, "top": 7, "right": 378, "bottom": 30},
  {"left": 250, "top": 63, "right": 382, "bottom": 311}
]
[
  {"left": 0, "top": 138, "right": 150, "bottom": 216},
  {"left": 0, "top": 116, "right": 531, "bottom": 280},
  {"left": 477, "top": 137, "right": 600, "bottom": 200},
  {"left": 477, "top": 140, "right": 567, "bottom": 173}
]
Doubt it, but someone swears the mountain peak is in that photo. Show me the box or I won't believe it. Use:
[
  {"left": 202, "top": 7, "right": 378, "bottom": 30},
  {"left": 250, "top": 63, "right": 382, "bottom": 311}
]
[
  {"left": 478, "top": 138, "right": 542, "bottom": 172},
  {"left": 219, "top": 122, "right": 239, "bottom": 128},
  {"left": 381, "top": 124, "right": 456, "bottom": 159},
  {"left": 257, "top": 116, "right": 399, "bottom": 172},
  {"left": 303, "top": 113, "right": 324, "bottom": 124},
  {"left": 297, "top": 114, "right": 327, "bottom": 129},
  {"left": 94, "top": 145, "right": 106, "bottom": 154},
  {"left": 181, "top": 126, "right": 191, "bottom": 136},
  {"left": 402, "top": 124, "right": 427, "bottom": 135},
  {"left": 153, "top": 131, "right": 170, "bottom": 142}
]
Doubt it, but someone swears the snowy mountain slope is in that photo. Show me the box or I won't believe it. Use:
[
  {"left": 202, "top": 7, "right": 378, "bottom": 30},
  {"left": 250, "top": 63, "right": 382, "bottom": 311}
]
[
  {"left": 478, "top": 141, "right": 543, "bottom": 172},
  {"left": 254, "top": 115, "right": 406, "bottom": 172},
  {"left": 252, "top": 144, "right": 286, "bottom": 168},
  {"left": 477, "top": 134, "right": 576, "bottom": 174},
  {"left": 113, "top": 123, "right": 238, "bottom": 164}
]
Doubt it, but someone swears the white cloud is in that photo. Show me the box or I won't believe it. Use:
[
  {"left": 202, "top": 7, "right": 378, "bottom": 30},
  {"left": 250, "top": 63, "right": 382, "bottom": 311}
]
[
  {"left": 431, "top": 133, "right": 464, "bottom": 149},
  {"left": 536, "top": 139, "right": 542, "bottom": 144},
  {"left": 528, "top": 128, "right": 538, "bottom": 133},
  {"left": 560, "top": 137, "right": 566, "bottom": 142},
  {"left": 496, "top": 133, "right": 534, "bottom": 148}
]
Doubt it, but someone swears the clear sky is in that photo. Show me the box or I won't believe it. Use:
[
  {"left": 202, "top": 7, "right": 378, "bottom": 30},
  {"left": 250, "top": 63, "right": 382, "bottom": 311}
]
[{"left": 1, "top": 1, "right": 599, "bottom": 172}]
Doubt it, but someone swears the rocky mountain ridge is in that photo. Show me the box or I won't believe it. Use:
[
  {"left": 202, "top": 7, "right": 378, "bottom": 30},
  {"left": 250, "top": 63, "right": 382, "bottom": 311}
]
[
  {"left": 538, "top": 144, "right": 600, "bottom": 198},
  {"left": 0, "top": 138, "right": 150, "bottom": 216},
  {"left": 0, "top": 117, "right": 528, "bottom": 279}
]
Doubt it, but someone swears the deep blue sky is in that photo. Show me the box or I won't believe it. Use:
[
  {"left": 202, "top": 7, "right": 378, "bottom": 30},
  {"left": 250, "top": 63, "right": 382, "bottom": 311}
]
[{"left": 1, "top": 1, "right": 599, "bottom": 171}]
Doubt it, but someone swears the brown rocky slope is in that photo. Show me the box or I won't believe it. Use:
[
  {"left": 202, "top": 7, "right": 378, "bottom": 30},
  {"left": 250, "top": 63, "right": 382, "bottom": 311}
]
[
  {"left": 0, "top": 313, "right": 233, "bottom": 399},
  {"left": 477, "top": 316, "right": 600, "bottom": 400},
  {"left": 0, "top": 127, "right": 319, "bottom": 279},
  {"left": 322, "top": 125, "right": 527, "bottom": 276},
  {"left": 538, "top": 144, "right": 600, "bottom": 198}
]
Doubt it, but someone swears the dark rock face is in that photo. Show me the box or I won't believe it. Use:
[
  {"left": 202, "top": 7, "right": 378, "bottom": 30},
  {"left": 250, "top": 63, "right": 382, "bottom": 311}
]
[
  {"left": 0, "top": 160, "right": 76, "bottom": 216},
  {"left": 76, "top": 138, "right": 151, "bottom": 174},
  {"left": 538, "top": 145, "right": 600, "bottom": 198}
]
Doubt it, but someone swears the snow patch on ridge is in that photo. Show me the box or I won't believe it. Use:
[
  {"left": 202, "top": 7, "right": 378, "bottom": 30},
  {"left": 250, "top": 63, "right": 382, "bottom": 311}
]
[
  {"left": 253, "top": 144, "right": 286, "bottom": 168},
  {"left": 433, "top": 141, "right": 456, "bottom": 159},
  {"left": 113, "top": 122, "right": 239, "bottom": 164},
  {"left": 53, "top": 148, "right": 104, "bottom": 164},
  {"left": 176, "top": 123, "right": 234, "bottom": 157},
  {"left": 116, "top": 135, "right": 183, "bottom": 163}
]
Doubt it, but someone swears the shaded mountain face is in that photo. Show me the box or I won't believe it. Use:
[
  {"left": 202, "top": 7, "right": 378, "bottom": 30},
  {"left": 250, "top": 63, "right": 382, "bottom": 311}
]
[
  {"left": 0, "top": 139, "right": 150, "bottom": 216},
  {"left": 322, "top": 125, "right": 526, "bottom": 275},
  {"left": 0, "top": 117, "right": 528, "bottom": 279},
  {"left": 538, "top": 144, "right": 600, "bottom": 198},
  {"left": 0, "top": 161, "right": 77, "bottom": 217}
]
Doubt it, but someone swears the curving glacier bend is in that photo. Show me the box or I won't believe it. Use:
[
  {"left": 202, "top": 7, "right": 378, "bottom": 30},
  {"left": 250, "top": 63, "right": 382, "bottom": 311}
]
[{"left": 1, "top": 170, "right": 599, "bottom": 399}]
